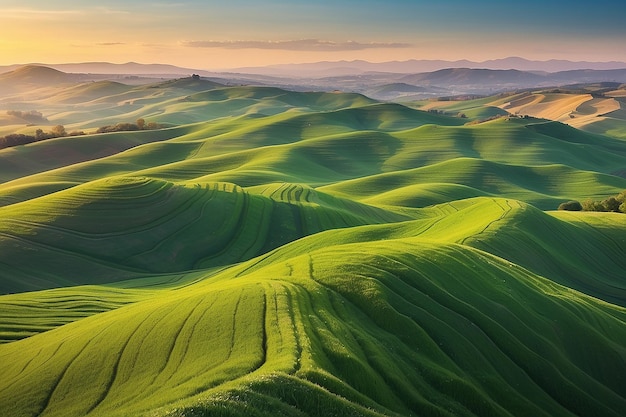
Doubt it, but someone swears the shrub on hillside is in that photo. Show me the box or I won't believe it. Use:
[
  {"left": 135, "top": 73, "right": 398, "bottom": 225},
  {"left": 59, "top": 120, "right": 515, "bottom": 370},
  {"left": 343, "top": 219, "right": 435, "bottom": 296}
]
[
  {"left": 0, "top": 125, "right": 68, "bottom": 150},
  {"left": 575, "top": 191, "right": 626, "bottom": 213},
  {"left": 603, "top": 197, "right": 621, "bottom": 212},
  {"left": 51, "top": 125, "right": 66, "bottom": 138},
  {"left": 96, "top": 123, "right": 139, "bottom": 133},
  {"left": 557, "top": 201, "right": 582, "bottom": 211},
  {"left": 582, "top": 199, "right": 607, "bottom": 212},
  {"left": 96, "top": 118, "right": 164, "bottom": 134},
  {"left": 0, "top": 133, "right": 36, "bottom": 148}
]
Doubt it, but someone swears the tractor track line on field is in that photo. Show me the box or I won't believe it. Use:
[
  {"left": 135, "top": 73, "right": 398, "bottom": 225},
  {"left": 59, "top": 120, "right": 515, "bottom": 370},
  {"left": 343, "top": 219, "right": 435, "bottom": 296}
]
[
  {"left": 0, "top": 231, "right": 142, "bottom": 274},
  {"left": 233, "top": 250, "right": 276, "bottom": 278},
  {"left": 132, "top": 186, "right": 214, "bottom": 263},
  {"left": 35, "top": 322, "right": 115, "bottom": 417},
  {"left": 7, "top": 181, "right": 204, "bottom": 240},
  {"left": 121, "top": 185, "right": 211, "bottom": 259},
  {"left": 385, "top": 251, "right": 591, "bottom": 410},
  {"left": 308, "top": 254, "right": 314, "bottom": 280},
  {"left": 198, "top": 187, "right": 250, "bottom": 264},
  {"left": 84, "top": 308, "right": 158, "bottom": 415},
  {"left": 268, "top": 283, "right": 284, "bottom": 349},
  {"left": 324, "top": 290, "right": 415, "bottom": 412},
  {"left": 152, "top": 296, "right": 207, "bottom": 387},
  {"left": 224, "top": 289, "right": 245, "bottom": 362},
  {"left": 234, "top": 196, "right": 271, "bottom": 262},
  {"left": 459, "top": 199, "right": 511, "bottom": 245},
  {"left": 254, "top": 285, "right": 268, "bottom": 372},
  {"left": 154, "top": 292, "right": 239, "bottom": 391},
  {"left": 121, "top": 303, "right": 178, "bottom": 380},
  {"left": 99, "top": 298, "right": 199, "bottom": 408},
  {"left": 570, "top": 217, "right": 626, "bottom": 285},
  {"left": 165, "top": 296, "right": 218, "bottom": 381},
  {"left": 283, "top": 286, "right": 303, "bottom": 373},
  {"left": 0, "top": 346, "right": 44, "bottom": 392}
]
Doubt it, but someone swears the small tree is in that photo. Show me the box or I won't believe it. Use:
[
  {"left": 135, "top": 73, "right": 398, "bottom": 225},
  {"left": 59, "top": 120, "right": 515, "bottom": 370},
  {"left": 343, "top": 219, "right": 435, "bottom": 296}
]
[
  {"left": 582, "top": 199, "right": 606, "bottom": 212},
  {"left": 557, "top": 201, "right": 582, "bottom": 211},
  {"left": 136, "top": 118, "right": 146, "bottom": 130},
  {"left": 51, "top": 125, "right": 66, "bottom": 137},
  {"left": 603, "top": 197, "right": 621, "bottom": 212}
]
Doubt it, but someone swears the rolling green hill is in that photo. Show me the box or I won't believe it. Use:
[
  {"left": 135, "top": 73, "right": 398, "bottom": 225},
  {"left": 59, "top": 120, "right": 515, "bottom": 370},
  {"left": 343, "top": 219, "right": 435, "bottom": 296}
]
[
  {"left": 0, "top": 176, "right": 409, "bottom": 294},
  {"left": 0, "top": 77, "right": 625, "bottom": 417},
  {"left": 2, "top": 199, "right": 625, "bottom": 416}
]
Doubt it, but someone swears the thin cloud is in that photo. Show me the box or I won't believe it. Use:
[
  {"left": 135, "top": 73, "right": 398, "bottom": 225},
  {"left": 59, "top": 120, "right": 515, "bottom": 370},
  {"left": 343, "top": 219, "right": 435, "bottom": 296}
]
[
  {"left": 97, "top": 42, "right": 127, "bottom": 46},
  {"left": 2, "top": 7, "right": 131, "bottom": 21},
  {"left": 181, "top": 39, "right": 411, "bottom": 51},
  {"left": 93, "top": 7, "right": 132, "bottom": 16},
  {"left": 148, "top": 2, "right": 189, "bottom": 8},
  {"left": 1, "top": 8, "right": 83, "bottom": 20}
]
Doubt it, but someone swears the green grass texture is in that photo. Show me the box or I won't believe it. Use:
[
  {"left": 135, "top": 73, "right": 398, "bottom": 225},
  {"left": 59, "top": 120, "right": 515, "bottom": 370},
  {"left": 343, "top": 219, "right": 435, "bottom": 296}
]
[
  {"left": 2, "top": 204, "right": 625, "bottom": 416},
  {"left": 1, "top": 83, "right": 625, "bottom": 416}
]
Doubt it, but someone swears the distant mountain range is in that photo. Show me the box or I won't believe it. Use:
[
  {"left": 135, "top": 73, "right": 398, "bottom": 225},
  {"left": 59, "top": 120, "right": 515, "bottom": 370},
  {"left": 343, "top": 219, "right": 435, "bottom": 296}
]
[
  {"left": 232, "top": 57, "right": 626, "bottom": 77},
  {"left": 399, "top": 67, "right": 626, "bottom": 87},
  {"left": 0, "top": 62, "right": 205, "bottom": 77},
  {"left": 1, "top": 57, "right": 626, "bottom": 79},
  {"left": 1, "top": 63, "right": 626, "bottom": 101}
]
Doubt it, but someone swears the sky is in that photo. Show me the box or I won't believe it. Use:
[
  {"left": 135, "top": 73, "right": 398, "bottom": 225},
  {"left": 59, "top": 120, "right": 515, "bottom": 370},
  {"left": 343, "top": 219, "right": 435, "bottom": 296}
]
[{"left": 1, "top": 0, "right": 625, "bottom": 70}]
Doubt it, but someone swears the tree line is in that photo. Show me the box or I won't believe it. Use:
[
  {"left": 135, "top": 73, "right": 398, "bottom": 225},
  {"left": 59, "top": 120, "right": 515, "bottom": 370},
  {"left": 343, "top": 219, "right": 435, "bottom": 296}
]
[
  {"left": 0, "top": 118, "right": 164, "bottom": 150},
  {"left": 558, "top": 190, "right": 626, "bottom": 213},
  {"left": 0, "top": 125, "right": 85, "bottom": 150},
  {"left": 95, "top": 118, "right": 164, "bottom": 133}
]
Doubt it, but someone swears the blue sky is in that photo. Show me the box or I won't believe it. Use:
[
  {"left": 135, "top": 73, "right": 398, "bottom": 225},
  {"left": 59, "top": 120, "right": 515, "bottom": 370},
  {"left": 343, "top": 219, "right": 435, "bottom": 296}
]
[{"left": 1, "top": 0, "right": 624, "bottom": 69}]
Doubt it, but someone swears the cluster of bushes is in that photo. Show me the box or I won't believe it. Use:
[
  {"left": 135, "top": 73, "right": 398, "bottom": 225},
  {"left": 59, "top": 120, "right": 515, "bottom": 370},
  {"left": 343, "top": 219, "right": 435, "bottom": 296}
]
[
  {"left": 558, "top": 190, "right": 626, "bottom": 213},
  {"left": 0, "top": 125, "right": 85, "bottom": 150},
  {"left": 427, "top": 109, "right": 468, "bottom": 118},
  {"left": 96, "top": 118, "right": 164, "bottom": 133},
  {"left": 434, "top": 95, "right": 485, "bottom": 101},
  {"left": 0, "top": 117, "right": 165, "bottom": 150},
  {"left": 6, "top": 110, "right": 48, "bottom": 124}
]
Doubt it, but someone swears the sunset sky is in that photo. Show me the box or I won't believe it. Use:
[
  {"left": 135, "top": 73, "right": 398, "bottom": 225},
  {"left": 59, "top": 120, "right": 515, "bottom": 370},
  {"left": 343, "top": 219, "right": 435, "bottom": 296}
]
[{"left": 1, "top": 0, "right": 625, "bottom": 70}]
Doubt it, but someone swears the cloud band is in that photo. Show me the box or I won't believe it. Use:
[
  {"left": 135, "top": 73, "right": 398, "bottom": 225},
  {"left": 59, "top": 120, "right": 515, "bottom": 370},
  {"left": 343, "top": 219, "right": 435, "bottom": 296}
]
[{"left": 181, "top": 39, "right": 411, "bottom": 51}]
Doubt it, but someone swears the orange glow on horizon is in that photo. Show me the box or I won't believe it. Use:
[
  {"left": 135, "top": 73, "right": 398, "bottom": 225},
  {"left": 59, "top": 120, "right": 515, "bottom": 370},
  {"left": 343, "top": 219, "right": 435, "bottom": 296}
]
[{"left": 1, "top": 4, "right": 624, "bottom": 70}]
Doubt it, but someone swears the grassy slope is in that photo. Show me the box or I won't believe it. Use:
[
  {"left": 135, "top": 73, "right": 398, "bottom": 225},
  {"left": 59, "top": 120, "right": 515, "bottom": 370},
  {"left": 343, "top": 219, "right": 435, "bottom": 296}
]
[
  {"left": 1, "top": 198, "right": 625, "bottom": 417},
  {"left": 415, "top": 90, "right": 626, "bottom": 140},
  {"left": 1, "top": 83, "right": 625, "bottom": 416},
  {"left": 2, "top": 110, "right": 625, "bottom": 210},
  {"left": 0, "top": 176, "right": 409, "bottom": 294}
]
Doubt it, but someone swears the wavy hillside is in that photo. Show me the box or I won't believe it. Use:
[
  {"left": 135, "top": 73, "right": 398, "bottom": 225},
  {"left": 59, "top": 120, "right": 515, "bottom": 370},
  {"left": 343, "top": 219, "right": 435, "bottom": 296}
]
[
  {"left": 0, "top": 176, "right": 409, "bottom": 294},
  {"left": 417, "top": 85, "right": 626, "bottom": 139},
  {"left": 0, "top": 80, "right": 625, "bottom": 417},
  {"left": 1, "top": 198, "right": 625, "bottom": 417}
]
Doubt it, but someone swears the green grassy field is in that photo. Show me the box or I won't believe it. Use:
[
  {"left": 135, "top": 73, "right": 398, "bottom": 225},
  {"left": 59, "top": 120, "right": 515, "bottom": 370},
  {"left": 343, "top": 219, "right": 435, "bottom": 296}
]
[{"left": 1, "top": 77, "right": 625, "bottom": 416}]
